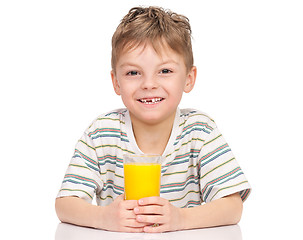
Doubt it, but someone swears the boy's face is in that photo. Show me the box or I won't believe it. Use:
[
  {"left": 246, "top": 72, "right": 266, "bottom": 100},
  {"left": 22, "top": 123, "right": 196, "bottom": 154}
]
[{"left": 111, "top": 42, "right": 196, "bottom": 125}]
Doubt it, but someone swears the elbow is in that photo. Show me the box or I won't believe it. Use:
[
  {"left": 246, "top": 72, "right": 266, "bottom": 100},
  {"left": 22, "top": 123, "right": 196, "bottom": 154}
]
[
  {"left": 231, "top": 195, "right": 243, "bottom": 225},
  {"left": 55, "top": 198, "right": 62, "bottom": 221},
  {"left": 232, "top": 208, "right": 242, "bottom": 225},
  {"left": 223, "top": 193, "right": 243, "bottom": 225},
  {"left": 55, "top": 197, "right": 66, "bottom": 223}
]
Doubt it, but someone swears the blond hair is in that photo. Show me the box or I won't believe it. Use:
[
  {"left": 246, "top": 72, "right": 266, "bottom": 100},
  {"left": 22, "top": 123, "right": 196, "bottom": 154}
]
[{"left": 111, "top": 6, "right": 193, "bottom": 73}]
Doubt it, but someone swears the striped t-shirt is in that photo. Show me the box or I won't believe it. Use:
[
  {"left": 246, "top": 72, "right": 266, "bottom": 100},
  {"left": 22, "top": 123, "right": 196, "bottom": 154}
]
[{"left": 57, "top": 108, "right": 251, "bottom": 208}]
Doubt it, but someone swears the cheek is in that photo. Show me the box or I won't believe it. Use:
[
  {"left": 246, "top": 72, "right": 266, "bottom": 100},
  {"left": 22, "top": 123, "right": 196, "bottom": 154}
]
[
  {"left": 119, "top": 83, "right": 134, "bottom": 96},
  {"left": 120, "top": 91, "right": 134, "bottom": 109},
  {"left": 119, "top": 83, "right": 138, "bottom": 104},
  {"left": 167, "top": 80, "right": 185, "bottom": 95}
]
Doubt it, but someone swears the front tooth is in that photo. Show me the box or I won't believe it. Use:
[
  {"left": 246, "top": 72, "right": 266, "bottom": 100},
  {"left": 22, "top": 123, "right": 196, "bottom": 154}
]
[{"left": 140, "top": 98, "right": 162, "bottom": 104}]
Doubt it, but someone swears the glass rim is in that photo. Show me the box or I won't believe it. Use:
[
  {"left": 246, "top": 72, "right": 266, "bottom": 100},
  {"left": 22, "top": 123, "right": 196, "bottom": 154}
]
[
  {"left": 123, "top": 154, "right": 163, "bottom": 164},
  {"left": 123, "top": 154, "right": 162, "bottom": 158}
]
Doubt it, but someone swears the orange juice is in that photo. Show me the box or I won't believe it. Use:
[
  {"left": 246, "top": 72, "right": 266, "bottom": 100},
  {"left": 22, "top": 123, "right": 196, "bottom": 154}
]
[{"left": 124, "top": 163, "right": 161, "bottom": 200}]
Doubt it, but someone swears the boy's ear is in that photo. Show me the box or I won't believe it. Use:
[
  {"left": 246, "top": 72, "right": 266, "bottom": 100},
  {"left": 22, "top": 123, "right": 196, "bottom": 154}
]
[
  {"left": 184, "top": 66, "right": 197, "bottom": 93},
  {"left": 111, "top": 70, "right": 121, "bottom": 95}
]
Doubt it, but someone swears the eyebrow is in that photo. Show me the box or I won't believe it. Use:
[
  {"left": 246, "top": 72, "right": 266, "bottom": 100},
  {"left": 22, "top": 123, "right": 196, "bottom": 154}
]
[
  {"left": 118, "top": 62, "right": 140, "bottom": 69},
  {"left": 160, "top": 59, "right": 180, "bottom": 66},
  {"left": 119, "top": 59, "right": 179, "bottom": 69}
]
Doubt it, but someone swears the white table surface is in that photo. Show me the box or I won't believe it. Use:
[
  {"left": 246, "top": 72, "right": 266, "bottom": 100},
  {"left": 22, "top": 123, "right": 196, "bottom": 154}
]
[{"left": 55, "top": 223, "right": 242, "bottom": 240}]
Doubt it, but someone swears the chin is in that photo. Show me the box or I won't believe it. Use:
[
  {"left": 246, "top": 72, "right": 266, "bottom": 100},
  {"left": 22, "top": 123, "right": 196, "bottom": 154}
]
[
  {"left": 141, "top": 115, "right": 163, "bottom": 124},
  {"left": 141, "top": 111, "right": 175, "bottom": 125}
]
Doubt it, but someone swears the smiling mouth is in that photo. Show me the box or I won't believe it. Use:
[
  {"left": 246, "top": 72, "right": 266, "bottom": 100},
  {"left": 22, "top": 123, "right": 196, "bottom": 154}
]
[{"left": 137, "top": 97, "right": 164, "bottom": 104}]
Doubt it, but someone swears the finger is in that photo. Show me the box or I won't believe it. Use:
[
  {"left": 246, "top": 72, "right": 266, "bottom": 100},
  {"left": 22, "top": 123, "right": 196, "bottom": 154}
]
[
  {"left": 143, "top": 224, "right": 167, "bottom": 233},
  {"left": 136, "top": 214, "right": 164, "bottom": 225},
  {"left": 134, "top": 205, "right": 163, "bottom": 215},
  {"left": 119, "top": 197, "right": 139, "bottom": 210},
  {"left": 123, "top": 209, "right": 138, "bottom": 220},
  {"left": 124, "top": 200, "right": 139, "bottom": 210},
  {"left": 116, "top": 194, "right": 138, "bottom": 207},
  {"left": 138, "top": 196, "right": 167, "bottom": 206},
  {"left": 125, "top": 218, "right": 150, "bottom": 228}
]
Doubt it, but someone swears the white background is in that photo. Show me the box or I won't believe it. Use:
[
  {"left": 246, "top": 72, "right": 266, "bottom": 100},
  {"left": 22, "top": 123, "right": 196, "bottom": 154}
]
[{"left": 1, "top": 0, "right": 302, "bottom": 239}]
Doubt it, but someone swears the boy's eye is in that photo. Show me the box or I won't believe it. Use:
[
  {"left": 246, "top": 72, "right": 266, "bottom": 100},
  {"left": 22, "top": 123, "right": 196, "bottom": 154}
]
[
  {"left": 126, "top": 71, "right": 139, "bottom": 76},
  {"left": 160, "top": 69, "right": 172, "bottom": 74}
]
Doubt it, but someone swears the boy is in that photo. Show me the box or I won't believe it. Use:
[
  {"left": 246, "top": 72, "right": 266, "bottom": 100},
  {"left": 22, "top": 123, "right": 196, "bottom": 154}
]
[{"left": 55, "top": 6, "right": 251, "bottom": 233}]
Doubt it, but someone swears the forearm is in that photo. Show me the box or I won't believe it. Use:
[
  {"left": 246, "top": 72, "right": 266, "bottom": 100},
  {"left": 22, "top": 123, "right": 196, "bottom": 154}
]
[
  {"left": 55, "top": 196, "right": 102, "bottom": 229},
  {"left": 181, "top": 193, "right": 243, "bottom": 230}
]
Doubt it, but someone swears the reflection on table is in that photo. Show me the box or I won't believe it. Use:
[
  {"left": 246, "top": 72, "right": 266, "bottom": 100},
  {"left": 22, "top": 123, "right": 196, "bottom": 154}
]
[{"left": 55, "top": 223, "right": 242, "bottom": 240}]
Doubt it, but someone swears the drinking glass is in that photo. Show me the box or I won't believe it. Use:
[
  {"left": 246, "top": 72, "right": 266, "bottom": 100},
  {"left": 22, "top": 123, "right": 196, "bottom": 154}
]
[{"left": 123, "top": 154, "right": 162, "bottom": 200}]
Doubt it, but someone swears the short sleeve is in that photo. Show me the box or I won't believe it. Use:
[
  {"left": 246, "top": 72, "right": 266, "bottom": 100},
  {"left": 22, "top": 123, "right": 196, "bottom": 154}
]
[
  {"left": 199, "top": 127, "right": 251, "bottom": 203},
  {"left": 56, "top": 131, "right": 103, "bottom": 203}
]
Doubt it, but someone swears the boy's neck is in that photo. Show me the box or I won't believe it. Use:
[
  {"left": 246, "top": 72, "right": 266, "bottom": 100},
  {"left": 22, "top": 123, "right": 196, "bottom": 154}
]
[{"left": 130, "top": 111, "right": 176, "bottom": 156}]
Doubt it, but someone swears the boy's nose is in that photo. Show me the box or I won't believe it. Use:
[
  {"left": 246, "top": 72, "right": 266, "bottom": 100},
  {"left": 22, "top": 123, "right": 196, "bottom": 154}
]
[{"left": 141, "top": 75, "right": 159, "bottom": 90}]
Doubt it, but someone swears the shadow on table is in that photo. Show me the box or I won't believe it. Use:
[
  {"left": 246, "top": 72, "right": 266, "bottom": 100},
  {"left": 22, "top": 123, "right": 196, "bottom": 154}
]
[{"left": 55, "top": 222, "right": 242, "bottom": 240}]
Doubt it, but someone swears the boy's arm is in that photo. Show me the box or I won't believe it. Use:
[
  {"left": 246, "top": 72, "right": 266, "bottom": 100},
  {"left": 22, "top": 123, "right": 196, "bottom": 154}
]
[
  {"left": 55, "top": 196, "right": 101, "bottom": 228},
  {"left": 55, "top": 195, "right": 148, "bottom": 232},
  {"left": 181, "top": 193, "right": 243, "bottom": 230},
  {"left": 134, "top": 192, "right": 243, "bottom": 233}
]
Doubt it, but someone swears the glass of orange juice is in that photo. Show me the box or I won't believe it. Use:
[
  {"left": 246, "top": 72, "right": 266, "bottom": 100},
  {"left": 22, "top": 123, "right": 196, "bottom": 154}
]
[{"left": 123, "top": 154, "right": 162, "bottom": 200}]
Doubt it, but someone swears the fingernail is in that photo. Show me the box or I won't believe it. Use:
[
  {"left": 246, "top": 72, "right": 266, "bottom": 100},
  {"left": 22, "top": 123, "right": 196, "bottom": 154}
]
[
  {"left": 139, "top": 199, "right": 143, "bottom": 205},
  {"left": 134, "top": 207, "right": 139, "bottom": 213}
]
